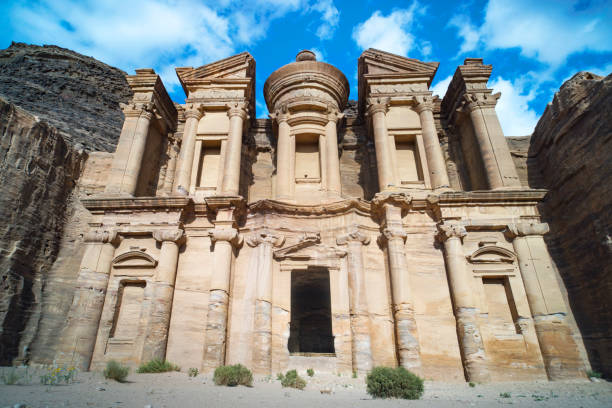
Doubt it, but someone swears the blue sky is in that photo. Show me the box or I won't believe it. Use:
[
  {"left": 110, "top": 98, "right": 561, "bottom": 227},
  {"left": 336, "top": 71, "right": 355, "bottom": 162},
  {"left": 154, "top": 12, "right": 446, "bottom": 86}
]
[{"left": 1, "top": 0, "right": 611, "bottom": 135}]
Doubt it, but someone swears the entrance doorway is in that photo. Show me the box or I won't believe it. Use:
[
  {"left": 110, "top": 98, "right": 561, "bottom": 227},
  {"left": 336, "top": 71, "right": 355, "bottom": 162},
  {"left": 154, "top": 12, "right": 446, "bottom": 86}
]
[{"left": 288, "top": 268, "right": 335, "bottom": 355}]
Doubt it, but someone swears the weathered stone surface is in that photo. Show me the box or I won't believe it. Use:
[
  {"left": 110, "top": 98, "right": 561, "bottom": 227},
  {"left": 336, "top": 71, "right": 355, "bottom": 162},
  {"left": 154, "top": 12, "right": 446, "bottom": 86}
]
[
  {"left": 0, "top": 42, "right": 132, "bottom": 152},
  {"left": 528, "top": 72, "right": 612, "bottom": 377},
  {"left": 506, "top": 136, "right": 530, "bottom": 187},
  {"left": 0, "top": 98, "right": 86, "bottom": 364}
]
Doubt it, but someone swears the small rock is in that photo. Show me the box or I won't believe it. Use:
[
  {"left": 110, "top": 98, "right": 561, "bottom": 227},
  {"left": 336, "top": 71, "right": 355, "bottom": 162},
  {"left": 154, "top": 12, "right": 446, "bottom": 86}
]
[
  {"left": 589, "top": 377, "right": 601, "bottom": 383},
  {"left": 96, "top": 387, "right": 105, "bottom": 391},
  {"left": 320, "top": 388, "right": 332, "bottom": 395}
]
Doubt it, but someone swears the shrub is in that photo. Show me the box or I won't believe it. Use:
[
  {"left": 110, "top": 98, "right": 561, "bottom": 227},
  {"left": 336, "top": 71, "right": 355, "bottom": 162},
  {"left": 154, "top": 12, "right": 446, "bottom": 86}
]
[
  {"left": 103, "top": 361, "right": 129, "bottom": 383},
  {"left": 188, "top": 368, "right": 199, "bottom": 377},
  {"left": 276, "top": 372, "right": 284, "bottom": 381},
  {"left": 40, "top": 365, "right": 78, "bottom": 385},
  {"left": 366, "top": 366, "right": 424, "bottom": 400},
  {"left": 137, "top": 359, "right": 180, "bottom": 373},
  {"left": 499, "top": 392, "right": 511, "bottom": 398},
  {"left": 213, "top": 364, "right": 253, "bottom": 387},
  {"left": 587, "top": 370, "right": 602, "bottom": 378},
  {"left": 352, "top": 370, "right": 358, "bottom": 379},
  {"left": 469, "top": 382, "right": 475, "bottom": 387},
  {"left": 280, "top": 369, "right": 306, "bottom": 390},
  {"left": 306, "top": 368, "right": 314, "bottom": 377}
]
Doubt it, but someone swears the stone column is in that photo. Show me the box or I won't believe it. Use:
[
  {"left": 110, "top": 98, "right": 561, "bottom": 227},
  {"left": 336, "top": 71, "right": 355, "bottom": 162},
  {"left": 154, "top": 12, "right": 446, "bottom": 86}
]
[
  {"left": 56, "top": 230, "right": 119, "bottom": 370},
  {"left": 367, "top": 98, "right": 394, "bottom": 191},
  {"left": 222, "top": 102, "right": 248, "bottom": 195},
  {"left": 463, "top": 93, "right": 521, "bottom": 189},
  {"left": 437, "top": 223, "right": 490, "bottom": 382},
  {"left": 337, "top": 227, "right": 373, "bottom": 374},
  {"left": 246, "top": 230, "right": 284, "bottom": 374},
  {"left": 142, "top": 229, "right": 184, "bottom": 362},
  {"left": 173, "top": 103, "right": 204, "bottom": 195},
  {"left": 106, "top": 103, "right": 154, "bottom": 195},
  {"left": 271, "top": 108, "right": 292, "bottom": 200},
  {"left": 413, "top": 95, "right": 450, "bottom": 189},
  {"left": 203, "top": 227, "right": 242, "bottom": 371},
  {"left": 325, "top": 108, "right": 343, "bottom": 197},
  {"left": 506, "top": 222, "right": 585, "bottom": 379}
]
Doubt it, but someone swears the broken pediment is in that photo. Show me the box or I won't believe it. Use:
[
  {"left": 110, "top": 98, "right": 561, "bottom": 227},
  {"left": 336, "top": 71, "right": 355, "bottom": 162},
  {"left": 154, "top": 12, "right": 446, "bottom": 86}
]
[
  {"left": 467, "top": 246, "right": 516, "bottom": 264},
  {"left": 274, "top": 233, "right": 346, "bottom": 262},
  {"left": 358, "top": 48, "right": 439, "bottom": 83},
  {"left": 112, "top": 250, "right": 158, "bottom": 268},
  {"left": 175, "top": 52, "right": 255, "bottom": 100}
]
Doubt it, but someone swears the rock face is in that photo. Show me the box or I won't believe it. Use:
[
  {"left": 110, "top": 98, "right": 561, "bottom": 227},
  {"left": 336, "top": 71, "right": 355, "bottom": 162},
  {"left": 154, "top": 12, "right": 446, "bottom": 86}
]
[
  {"left": 0, "top": 43, "right": 131, "bottom": 365},
  {"left": 0, "top": 42, "right": 132, "bottom": 152},
  {"left": 0, "top": 98, "right": 86, "bottom": 364},
  {"left": 528, "top": 72, "right": 612, "bottom": 377}
]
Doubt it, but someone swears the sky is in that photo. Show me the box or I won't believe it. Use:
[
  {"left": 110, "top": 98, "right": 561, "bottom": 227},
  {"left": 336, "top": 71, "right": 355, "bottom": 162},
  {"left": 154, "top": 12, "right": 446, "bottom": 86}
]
[{"left": 1, "top": 0, "right": 611, "bottom": 136}]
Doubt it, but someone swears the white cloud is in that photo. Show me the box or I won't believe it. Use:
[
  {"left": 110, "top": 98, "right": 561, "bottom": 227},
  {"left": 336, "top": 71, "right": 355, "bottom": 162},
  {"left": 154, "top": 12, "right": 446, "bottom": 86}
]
[
  {"left": 352, "top": 4, "right": 423, "bottom": 56},
  {"left": 451, "top": 0, "right": 612, "bottom": 69},
  {"left": 310, "top": 47, "right": 325, "bottom": 62},
  {"left": 311, "top": 0, "right": 339, "bottom": 40},
  {"left": 490, "top": 76, "right": 539, "bottom": 136},
  {"left": 430, "top": 75, "right": 452, "bottom": 98}
]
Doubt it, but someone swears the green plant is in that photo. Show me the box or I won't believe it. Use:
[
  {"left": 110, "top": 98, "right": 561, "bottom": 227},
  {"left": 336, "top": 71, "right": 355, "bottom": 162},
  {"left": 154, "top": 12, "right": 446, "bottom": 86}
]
[
  {"left": 469, "top": 382, "right": 475, "bottom": 387},
  {"left": 276, "top": 372, "right": 284, "bottom": 381},
  {"left": 103, "top": 360, "right": 129, "bottom": 383},
  {"left": 365, "top": 366, "right": 424, "bottom": 400},
  {"left": 136, "top": 359, "right": 180, "bottom": 373},
  {"left": 352, "top": 370, "right": 358, "bottom": 379},
  {"left": 213, "top": 364, "right": 253, "bottom": 387},
  {"left": 280, "top": 369, "right": 306, "bottom": 390},
  {"left": 500, "top": 392, "right": 511, "bottom": 398},
  {"left": 587, "top": 370, "right": 602, "bottom": 378},
  {"left": 188, "top": 368, "right": 199, "bottom": 377},
  {"left": 306, "top": 368, "right": 314, "bottom": 377},
  {"left": 40, "top": 364, "right": 78, "bottom": 385},
  {"left": 1, "top": 367, "right": 31, "bottom": 385}
]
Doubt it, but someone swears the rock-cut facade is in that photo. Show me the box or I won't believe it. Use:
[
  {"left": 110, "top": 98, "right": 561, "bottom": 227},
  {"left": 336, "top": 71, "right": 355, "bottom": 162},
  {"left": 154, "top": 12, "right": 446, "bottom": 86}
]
[{"left": 55, "top": 49, "right": 588, "bottom": 382}]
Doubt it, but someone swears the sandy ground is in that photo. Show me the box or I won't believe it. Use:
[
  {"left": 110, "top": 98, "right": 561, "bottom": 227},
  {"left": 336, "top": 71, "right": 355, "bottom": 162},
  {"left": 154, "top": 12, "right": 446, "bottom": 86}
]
[{"left": 1, "top": 369, "right": 611, "bottom": 408}]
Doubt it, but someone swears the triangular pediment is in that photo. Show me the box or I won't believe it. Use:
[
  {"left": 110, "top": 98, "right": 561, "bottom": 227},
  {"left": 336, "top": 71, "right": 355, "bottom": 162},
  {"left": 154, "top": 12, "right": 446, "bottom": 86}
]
[{"left": 359, "top": 48, "right": 438, "bottom": 77}]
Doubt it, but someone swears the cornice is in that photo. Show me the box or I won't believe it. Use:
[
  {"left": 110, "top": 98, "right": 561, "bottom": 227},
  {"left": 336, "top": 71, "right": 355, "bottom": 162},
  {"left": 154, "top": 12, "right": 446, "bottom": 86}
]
[
  {"left": 437, "top": 189, "right": 547, "bottom": 205},
  {"left": 82, "top": 196, "right": 191, "bottom": 212},
  {"left": 248, "top": 198, "right": 371, "bottom": 217}
]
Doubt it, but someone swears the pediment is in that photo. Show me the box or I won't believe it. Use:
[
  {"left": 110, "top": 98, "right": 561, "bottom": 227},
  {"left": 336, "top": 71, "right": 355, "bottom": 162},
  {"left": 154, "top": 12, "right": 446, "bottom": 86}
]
[
  {"left": 176, "top": 52, "right": 254, "bottom": 88},
  {"left": 467, "top": 246, "right": 516, "bottom": 264},
  {"left": 273, "top": 233, "right": 346, "bottom": 261},
  {"left": 359, "top": 48, "right": 439, "bottom": 79},
  {"left": 112, "top": 251, "right": 158, "bottom": 268}
]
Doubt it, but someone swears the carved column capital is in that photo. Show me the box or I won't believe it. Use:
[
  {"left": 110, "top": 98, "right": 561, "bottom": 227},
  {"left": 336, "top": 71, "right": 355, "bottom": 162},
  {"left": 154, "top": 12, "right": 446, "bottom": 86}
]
[
  {"left": 184, "top": 103, "right": 205, "bottom": 120},
  {"left": 366, "top": 97, "right": 390, "bottom": 116},
  {"left": 246, "top": 230, "right": 285, "bottom": 248},
  {"left": 371, "top": 192, "right": 412, "bottom": 218},
  {"left": 462, "top": 92, "right": 500, "bottom": 112},
  {"left": 412, "top": 95, "right": 434, "bottom": 114},
  {"left": 84, "top": 230, "right": 120, "bottom": 245},
  {"left": 436, "top": 223, "right": 467, "bottom": 242},
  {"left": 209, "top": 227, "right": 243, "bottom": 247},
  {"left": 121, "top": 102, "right": 155, "bottom": 119},
  {"left": 270, "top": 104, "right": 290, "bottom": 124},
  {"left": 378, "top": 227, "right": 407, "bottom": 246},
  {"left": 152, "top": 229, "right": 185, "bottom": 245},
  {"left": 227, "top": 102, "right": 248, "bottom": 120},
  {"left": 337, "top": 226, "right": 370, "bottom": 246},
  {"left": 326, "top": 107, "right": 344, "bottom": 124},
  {"left": 504, "top": 222, "right": 549, "bottom": 239}
]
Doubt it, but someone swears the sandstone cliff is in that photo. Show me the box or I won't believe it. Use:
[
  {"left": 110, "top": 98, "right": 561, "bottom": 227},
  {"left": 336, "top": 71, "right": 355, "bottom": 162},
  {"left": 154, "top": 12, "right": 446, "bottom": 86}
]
[
  {"left": 528, "top": 72, "right": 612, "bottom": 377},
  {"left": 0, "top": 98, "right": 86, "bottom": 364},
  {"left": 0, "top": 42, "right": 132, "bottom": 152}
]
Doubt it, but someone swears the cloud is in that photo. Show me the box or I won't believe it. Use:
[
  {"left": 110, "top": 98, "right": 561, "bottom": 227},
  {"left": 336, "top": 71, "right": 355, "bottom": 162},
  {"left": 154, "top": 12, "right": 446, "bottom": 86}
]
[
  {"left": 490, "top": 76, "right": 539, "bottom": 136},
  {"left": 310, "top": 47, "right": 325, "bottom": 62},
  {"left": 430, "top": 75, "right": 452, "bottom": 98},
  {"left": 352, "top": 3, "right": 424, "bottom": 56},
  {"left": 311, "top": 0, "right": 339, "bottom": 40},
  {"left": 451, "top": 0, "right": 612, "bottom": 69}
]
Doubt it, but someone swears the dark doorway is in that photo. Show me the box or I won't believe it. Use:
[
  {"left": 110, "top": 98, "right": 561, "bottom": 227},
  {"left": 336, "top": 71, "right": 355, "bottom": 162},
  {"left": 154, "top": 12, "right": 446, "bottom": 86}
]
[{"left": 288, "top": 268, "right": 335, "bottom": 354}]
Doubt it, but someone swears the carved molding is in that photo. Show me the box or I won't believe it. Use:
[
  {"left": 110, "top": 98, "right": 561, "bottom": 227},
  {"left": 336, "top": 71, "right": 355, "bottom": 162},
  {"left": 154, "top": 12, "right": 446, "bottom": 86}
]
[
  {"left": 184, "top": 103, "right": 205, "bottom": 120},
  {"left": 462, "top": 92, "right": 500, "bottom": 112},
  {"left": 246, "top": 229, "right": 285, "bottom": 248},
  {"left": 248, "top": 198, "right": 371, "bottom": 217},
  {"left": 467, "top": 245, "right": 516, "bottom": 264},
  {"left": 378, "top": 227, "right": 407, "bottom": 246},
  {"left": 412, "top": 94, "right": 434, "bottom": 114},
  {"left": 505, "top": 222, "right": 550, "bottom": 239},
  {"left": 365, "top": 97, "right": 390, "bottom": 116},
  {"left": 227, "top": 101, "right": 249, "bottom": 120},
  {"left": 121, "top": 102, "right": 155, "bottom": 119}
]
